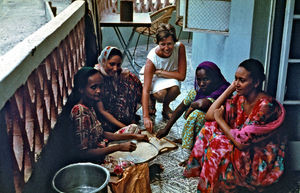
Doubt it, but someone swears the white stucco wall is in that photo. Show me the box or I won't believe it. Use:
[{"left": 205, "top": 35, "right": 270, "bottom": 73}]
[{"left": 191, "top": 0, "right": 255, "bottom": 83}]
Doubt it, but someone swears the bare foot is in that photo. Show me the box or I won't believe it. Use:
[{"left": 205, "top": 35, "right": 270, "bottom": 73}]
[{"left": 179, "top": 159, "right": 188, "bottom": 167}]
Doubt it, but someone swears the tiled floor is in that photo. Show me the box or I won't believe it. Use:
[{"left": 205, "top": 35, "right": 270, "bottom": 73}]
[{"left": 122, "top": 39, "right": 300, "bottom": 193}]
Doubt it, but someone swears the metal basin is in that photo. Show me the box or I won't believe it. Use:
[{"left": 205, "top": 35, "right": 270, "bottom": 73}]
[{"left": 52, "top": 162, "right": 110, "bottom": 193}]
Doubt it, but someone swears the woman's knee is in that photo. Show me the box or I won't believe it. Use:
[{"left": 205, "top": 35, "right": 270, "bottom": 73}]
[
  {"left": 166, "top": 86, "right": 180, "bottom": 100},
  {"left": 169, "top": 85, "right": 180, "bottom": 94},
  {"left": 153, "top": 90, "right": 167, "bottom": 103}
]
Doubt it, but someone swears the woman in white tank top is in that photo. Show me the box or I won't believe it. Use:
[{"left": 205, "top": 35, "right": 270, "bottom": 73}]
[{"left": 140, "top": 23, "right": 187, "bottom": 132}]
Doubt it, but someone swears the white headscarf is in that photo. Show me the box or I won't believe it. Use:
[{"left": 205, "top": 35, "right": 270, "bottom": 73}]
[
  {"left": 95, "top": 46, "right": 120, "bottom": 76},
  {"left": 95, "top": 46, "right": 130, "bottom": 81}
]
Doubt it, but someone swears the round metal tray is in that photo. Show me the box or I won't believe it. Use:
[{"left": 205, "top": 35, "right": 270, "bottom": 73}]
[{"left": 109, "top": 142, "right": 159, "bottom": 164}]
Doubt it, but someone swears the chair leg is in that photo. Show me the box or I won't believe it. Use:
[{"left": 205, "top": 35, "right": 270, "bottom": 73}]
[
  {"left": 188, "top": 32, "right": 191, "bottom": 43},
  {"left": 178, "top": 26, "right": 183, "bottom": 40},
  {"left": 146, "top": 28, "right": 150, "bottom": 51},
  {"left": 147, "top": 35, "right": 150, "bottom": 51},
  {"left": 133, "top": 33, "right": 141, "bottom": 57}
]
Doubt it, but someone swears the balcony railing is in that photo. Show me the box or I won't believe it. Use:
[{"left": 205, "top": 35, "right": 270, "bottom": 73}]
[
  {"left": 0, "top": 1, "right": 86, "bottom": 192},
  {"left": 0, "top": 0, "right": 174, "bottom": 192},
  {"left": 95, "top": 0, "right": 174, "bottom": 16},
  {"left": 134, "top": 0, "right": 173, "bottom": 12}
]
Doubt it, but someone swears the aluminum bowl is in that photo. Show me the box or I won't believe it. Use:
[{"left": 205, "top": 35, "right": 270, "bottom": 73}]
[{"left": 52, "top": 162, "right": 110, "bottom": 193}]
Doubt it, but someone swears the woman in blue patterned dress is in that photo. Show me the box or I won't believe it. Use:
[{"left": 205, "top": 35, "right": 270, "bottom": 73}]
[{"left": 156, "top": 61, "right": 229, "bottom": 149}]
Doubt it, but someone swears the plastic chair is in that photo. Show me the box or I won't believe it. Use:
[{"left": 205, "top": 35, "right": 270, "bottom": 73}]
[{"left": 133, "top": 5, "right": 176, "bottom": 56}]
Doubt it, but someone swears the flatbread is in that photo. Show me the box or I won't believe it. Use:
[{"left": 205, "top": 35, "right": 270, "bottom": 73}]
[
  {"left": 109, "top": 142, "right": 159, "bottom": 164},
  {"left": 149, "top": 136, "right": 177, "bottom": 153},
  {"left": 141, "top": 131, "right": 178, "bottom": 153}
]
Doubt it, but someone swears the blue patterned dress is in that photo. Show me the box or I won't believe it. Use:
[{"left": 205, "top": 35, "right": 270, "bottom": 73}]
[{"left": 181, "top": 90, "right": 214, "bottom": 149}]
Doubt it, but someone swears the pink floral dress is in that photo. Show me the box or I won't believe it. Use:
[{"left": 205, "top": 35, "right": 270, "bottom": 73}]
[{"left": 183, "top": 95, "right": 286, "bottom": 193}]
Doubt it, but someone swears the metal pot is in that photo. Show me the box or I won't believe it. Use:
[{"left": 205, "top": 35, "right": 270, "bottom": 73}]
[{"left": 52, "top": 162, "right": 110, "bottom": 193}]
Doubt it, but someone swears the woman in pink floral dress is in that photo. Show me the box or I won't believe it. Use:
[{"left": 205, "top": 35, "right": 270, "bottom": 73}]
[{"left": 183, "top": 59, "right": 286, "bottom": 192}]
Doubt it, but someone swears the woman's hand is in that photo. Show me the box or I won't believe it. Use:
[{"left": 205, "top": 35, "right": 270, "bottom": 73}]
[
  {"left": 156, "top": 128, "right": 169, "bottom": 139},
  {"left": 184, "top": 107, "right": 194, "bottom": 119},
  {"left": 119, "top": 141, "right": 137, "bottom": 152},
  {"left": 229, "top": 80, "right": 237, "bottom": 93},
  {"left": 190, "top": 101, "right": 200, "bottom": 109},
  {"left": 135, "top": 134, "right": 149, "bottom": 142},
  {"left": 191, "top": 98, "right": 213, "bottom": 113},
  {"left": 206, "top": 81, "right": 235, "bottom": 121},
  {"left": 144, "top": 117, "right": 153, "bottom": 133},
  {"left": 214, "top": 105, "right": 225, "bottom": 122},
  {"left": 154, "top": 69, "right": 163, "bottom": 77}
]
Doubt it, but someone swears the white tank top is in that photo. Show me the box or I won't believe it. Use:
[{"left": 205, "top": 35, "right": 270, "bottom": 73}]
[{"left": 147, "top": 42, "right": 180, "bottom": 71}]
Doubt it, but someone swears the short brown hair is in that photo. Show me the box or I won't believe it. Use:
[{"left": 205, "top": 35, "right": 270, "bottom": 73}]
[{"left": 155, "top": 23, "right": 177, "bottom": 44}]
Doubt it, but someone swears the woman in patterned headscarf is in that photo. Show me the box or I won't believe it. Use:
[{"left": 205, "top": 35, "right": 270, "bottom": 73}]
[
  {"left": 156, "top": 61, "right": 230, "bottom": 149},
  {"left": 95, "top": 46, "right": 142, "bottom": 133}
]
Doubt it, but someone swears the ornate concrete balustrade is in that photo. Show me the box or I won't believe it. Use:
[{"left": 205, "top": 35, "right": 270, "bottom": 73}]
[
  {"left": 95, "top": 0, "right": 174, "bottom": 16},
  {"left": 0, "top": 1, "right": 85, "bottom": 192},
  {"left": 134, "top": 0, "right": 172, "bottom": 12}
]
